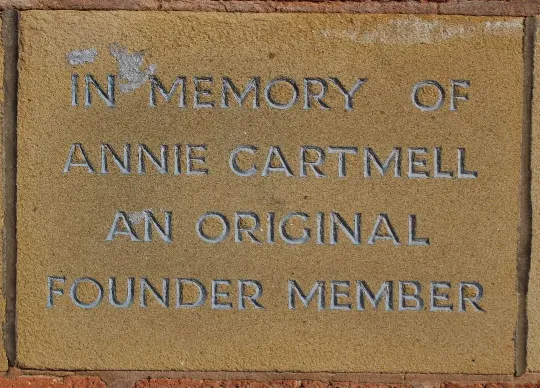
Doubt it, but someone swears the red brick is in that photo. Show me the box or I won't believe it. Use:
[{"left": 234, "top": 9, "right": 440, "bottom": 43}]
[
  {"left": 269, "top": 381, "right": 301, "bottom": 388},
  {"left": 308, "top": 385, "right": 409, "bottom": 388},
  {"left": 133, "top": 381, "right": 298, "bottom": 388},
  {"left": 514, "top": 385, "right": 540, "bottom": 388},
  {"left": 134, "top": 381, "right": 416, "bottom": 388},
  {"left": 442, "top": 384, "right": 540, "bottom": 388},
  {"left": 331, "top": 385, "right": 409, "bottom": 388},
  {"left": 0, "top": 376, "right": 105, "bottom": 388},
  {"left": 301, "top": 381, "right": 329, "bottom": 388}
]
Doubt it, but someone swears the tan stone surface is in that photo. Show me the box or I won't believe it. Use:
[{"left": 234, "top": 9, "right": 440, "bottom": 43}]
[{"left": 17, "top": 11, "right": 523, "bottom": 372}]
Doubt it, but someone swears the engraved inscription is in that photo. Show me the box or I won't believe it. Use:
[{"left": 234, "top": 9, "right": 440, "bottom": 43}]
[{"left": 17, "top": 13, "right": 523, "bottom": 372}]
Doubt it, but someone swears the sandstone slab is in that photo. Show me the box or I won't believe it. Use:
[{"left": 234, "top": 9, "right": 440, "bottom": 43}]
[{"left": 17, "top": 12, "right": 524, "bottom": 372}]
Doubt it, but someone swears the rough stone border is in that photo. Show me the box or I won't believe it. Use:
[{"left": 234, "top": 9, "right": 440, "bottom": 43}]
[{"left": 0, "top": 0, "right": 540, "bottom": 16}]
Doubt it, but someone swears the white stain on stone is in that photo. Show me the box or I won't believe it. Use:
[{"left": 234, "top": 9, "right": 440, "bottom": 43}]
[
  {"left": 320, "top": 29, "right": 359, "bottom": 41},
  {"left": 483, "top": 20, "right": 523, "bottom": 33},
  {"left": 109, "top": 43, "right": 157, "bottom": 93},
  {"left": 67, "top": 48, "right": 98, "bottom": 65},
  {"left": 321, "top": 17, "right": 522, "bottom": 45}
]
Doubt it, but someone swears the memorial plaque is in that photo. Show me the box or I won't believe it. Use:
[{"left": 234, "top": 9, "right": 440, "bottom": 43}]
[{"left": 17, "top": 11, "right": 523, "bottom": 372}]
